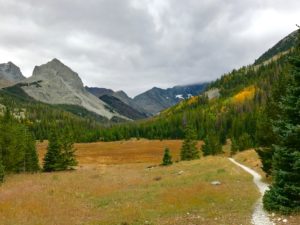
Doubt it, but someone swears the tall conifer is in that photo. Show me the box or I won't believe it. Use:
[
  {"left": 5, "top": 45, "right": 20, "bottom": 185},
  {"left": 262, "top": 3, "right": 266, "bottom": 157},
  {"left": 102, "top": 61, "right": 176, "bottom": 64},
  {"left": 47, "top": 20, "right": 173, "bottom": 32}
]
[
  {"left": 180, "top": 125, "right": 199, "bottom": 160},
  {"left": 263, "top": 28, "right": 300, "bottom": 214}
]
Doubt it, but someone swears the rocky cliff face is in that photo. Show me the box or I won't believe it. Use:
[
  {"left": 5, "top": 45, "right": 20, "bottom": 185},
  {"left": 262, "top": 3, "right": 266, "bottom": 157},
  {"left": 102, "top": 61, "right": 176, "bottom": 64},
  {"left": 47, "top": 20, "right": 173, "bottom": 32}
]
[
  {"left": 21, "top": 59, "right": 127, "bottom": 120},
  {"left": 0, "top": 62, "right": 25, "bottom": 88}
]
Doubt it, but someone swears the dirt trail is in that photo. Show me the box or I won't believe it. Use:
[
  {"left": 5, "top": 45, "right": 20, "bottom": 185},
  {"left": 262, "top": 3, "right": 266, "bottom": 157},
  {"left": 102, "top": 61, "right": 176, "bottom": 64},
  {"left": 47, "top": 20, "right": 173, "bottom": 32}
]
[{"left": 228, "top": 158, "right": 274, "bottom": 225}]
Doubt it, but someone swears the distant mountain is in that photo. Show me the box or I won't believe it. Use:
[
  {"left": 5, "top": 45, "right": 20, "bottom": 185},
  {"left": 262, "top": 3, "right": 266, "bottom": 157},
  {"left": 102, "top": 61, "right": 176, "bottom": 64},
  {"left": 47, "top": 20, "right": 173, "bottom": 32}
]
[
  {"left": 85, "top": 87, "right": 115, "bottom": 97},
  {"left": 87, "top": 83, "right": 208, "bottom": 116},
  {"left": 86, "top": 87, "right": 149, "bottom": 116},
  {"left": 19, "top": 59, "right": 128, "bottom": 121},
  {"left": 0, "top": 62, "right": 25, "bottom": 88},
  {"left": 86, "top": 87, "right": 133, "bottom": 106},
  {"left": 133, "top": 83, "right": 208, "bottom": 115},
  {"left": 99, "top": 95, "right": 147, "bottom": 120},
  {"left": 254, "top": 30, "right": 298, "bottom": 65}
]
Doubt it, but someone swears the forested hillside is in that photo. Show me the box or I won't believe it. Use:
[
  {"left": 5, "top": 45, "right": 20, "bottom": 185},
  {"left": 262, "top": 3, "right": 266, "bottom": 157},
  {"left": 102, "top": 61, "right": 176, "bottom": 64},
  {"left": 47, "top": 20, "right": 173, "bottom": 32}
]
[
  {"left": 98, "top": 38, "right": 294, "bottom": 158},
  {"left": 0, "top": 86, "right": 107, "bottom": 143}
]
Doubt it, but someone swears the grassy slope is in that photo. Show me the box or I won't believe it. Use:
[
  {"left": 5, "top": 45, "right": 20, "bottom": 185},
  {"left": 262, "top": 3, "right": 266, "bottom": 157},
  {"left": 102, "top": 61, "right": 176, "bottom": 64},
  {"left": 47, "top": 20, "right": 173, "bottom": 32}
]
[{"left": 0, "top": 140, "right": 258, "bottom": 225}]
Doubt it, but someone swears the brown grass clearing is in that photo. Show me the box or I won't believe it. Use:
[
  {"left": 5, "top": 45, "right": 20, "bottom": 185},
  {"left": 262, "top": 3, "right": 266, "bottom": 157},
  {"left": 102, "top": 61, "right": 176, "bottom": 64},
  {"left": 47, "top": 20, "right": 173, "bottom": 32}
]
[
  {"left": 36, "top": 139, "right": 203, "bottom": 167},
  {"left": 0, "top": 156, "right": 258, "bottom": 225},
  {"left": 0, "top": 140, "right": 262, "bottom": 225}
]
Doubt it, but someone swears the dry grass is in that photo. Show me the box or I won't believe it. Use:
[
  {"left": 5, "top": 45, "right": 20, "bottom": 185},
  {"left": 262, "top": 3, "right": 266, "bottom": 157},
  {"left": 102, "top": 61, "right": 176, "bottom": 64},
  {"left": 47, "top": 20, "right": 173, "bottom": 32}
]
[
  {"left": 0, "top": 140, "right": 262, "bottom": 225},
  {"left": 37, "top": 139, "right": 203, "bottom": 166},
  {"left": 0, "top": 159, "right": 257, "bottom": 225}
]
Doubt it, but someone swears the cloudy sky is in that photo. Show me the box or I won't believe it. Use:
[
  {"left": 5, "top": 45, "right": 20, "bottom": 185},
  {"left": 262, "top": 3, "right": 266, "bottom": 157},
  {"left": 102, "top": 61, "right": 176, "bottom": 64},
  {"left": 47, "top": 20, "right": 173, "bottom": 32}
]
[{"left": 0, "top": 0, "right": 299, "bottom": 97}]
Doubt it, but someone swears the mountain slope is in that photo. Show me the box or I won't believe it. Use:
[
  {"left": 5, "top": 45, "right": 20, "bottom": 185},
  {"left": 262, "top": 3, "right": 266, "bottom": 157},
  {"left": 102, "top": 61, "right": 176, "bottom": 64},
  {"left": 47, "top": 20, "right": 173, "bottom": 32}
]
[
  {"left": 20, "top": 59, "right": 127, "bottom": 120},
  {"left": 99, "top": 95, "right": 147, "bottom": 120},
  {"left": 0, "top": 85, "right": 110, "bottom": 142},
  {"left": 0, "top": 62, "right": 25, "bottom": 88},
  {"left": 99, "top": 30, "right": 298, "bottom": 146},
  {"left": 133, "top": 83, "right": 208, "bottom": 115},
  {"left": 86, "top": 87, "right": 152, "bottom": 116},
  {"left": 254, "top": 30, "right": 298, "bottom": 65}
]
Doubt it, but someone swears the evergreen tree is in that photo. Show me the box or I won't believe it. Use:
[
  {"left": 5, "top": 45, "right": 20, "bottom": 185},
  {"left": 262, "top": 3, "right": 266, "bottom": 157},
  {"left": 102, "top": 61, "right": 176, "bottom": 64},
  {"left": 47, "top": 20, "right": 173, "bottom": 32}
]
[
  {"left": 60, "top": 133, "right": 77, "bottom": 170},
  {"left": 230, "top": 137, "right": 239, "bottom": 156},
  {"left": 24, "top": 131, "right": 40, "bottom": 172},
  {"left": 255, "top": 70, "right": 290, "bottom": 175},
  {"left": 0, "top": 160, "right": 4, "bottom": 183},
  {"left": 43, "top": 131, "right": 61, "bottom": 172},
  {"left": 180, "top": 125, "right": 199, "bottom": 160},
  {"left": 0, "top": 109, "right": 39, "bottom": 174},
  {"left": 162, "top": 147, "right": 172, "bottom": 166},
  {"left": 237, "top": 133, "right": 253, "bottom": 151},
  {"left": 202, "top": 134, "right": 222, "bottom": 156},
  {"left": 263, "top": 28, "right": 300, "bottom": 214},
  {"left": 43, "top": 129, "right": 77, "bottom": 172}
]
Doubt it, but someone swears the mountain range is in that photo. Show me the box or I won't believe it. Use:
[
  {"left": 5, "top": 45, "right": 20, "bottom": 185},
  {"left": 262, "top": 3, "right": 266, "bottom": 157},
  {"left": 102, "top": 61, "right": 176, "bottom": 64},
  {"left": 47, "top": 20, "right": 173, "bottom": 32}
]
[
  {"left": 0, "top": 30, "right": 297, "bottom": 125},
  {"left": 0, "top": 59, "right": 207, "bottom": 121}
]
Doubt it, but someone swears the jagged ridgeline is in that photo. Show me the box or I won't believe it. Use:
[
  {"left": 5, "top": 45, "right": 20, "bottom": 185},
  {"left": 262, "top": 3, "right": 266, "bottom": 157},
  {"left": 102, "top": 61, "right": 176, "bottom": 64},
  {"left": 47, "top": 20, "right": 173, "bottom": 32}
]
[
  {"left": 0, "top": 30, "right": 297, "bottom": 145},
  {"left": 99, "top": 30, "right": 297, "bottom": 151}
]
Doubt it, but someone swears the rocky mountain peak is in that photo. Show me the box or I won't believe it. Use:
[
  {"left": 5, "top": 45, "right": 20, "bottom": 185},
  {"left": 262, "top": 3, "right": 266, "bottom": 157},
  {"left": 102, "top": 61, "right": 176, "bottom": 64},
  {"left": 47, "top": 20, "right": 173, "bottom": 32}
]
[
  {"left": 32, "top": 58, "right": 83, "bottom": 90},
  {"left": 0, "top": 61, "right": 25, "bottom": 82},
  {"left": 21, "top": 59, "right": 126, "bottom": 120}
]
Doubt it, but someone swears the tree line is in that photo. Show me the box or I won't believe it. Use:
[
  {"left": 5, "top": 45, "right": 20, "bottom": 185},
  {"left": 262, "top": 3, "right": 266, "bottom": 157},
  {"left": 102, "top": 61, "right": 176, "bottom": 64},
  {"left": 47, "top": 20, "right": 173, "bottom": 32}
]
[{"left": 0, "top": 109, "right": 77, "bottom": 183}]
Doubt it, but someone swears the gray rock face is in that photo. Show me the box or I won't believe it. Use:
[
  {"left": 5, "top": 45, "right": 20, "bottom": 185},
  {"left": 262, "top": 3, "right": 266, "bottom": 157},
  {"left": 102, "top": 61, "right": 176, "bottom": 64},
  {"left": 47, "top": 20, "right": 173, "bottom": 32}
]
[
  {"left": 0, "top": 62, "right": 25, "bottom": 88},
  {"left": 31, "top": 58, "right": 84, "bottom": 90},
  {"left": 21, "top": 59, "right": 127, "bottom": 120},
  {"left": 205, "top": 88, "right": 220, "bottom": 100}
]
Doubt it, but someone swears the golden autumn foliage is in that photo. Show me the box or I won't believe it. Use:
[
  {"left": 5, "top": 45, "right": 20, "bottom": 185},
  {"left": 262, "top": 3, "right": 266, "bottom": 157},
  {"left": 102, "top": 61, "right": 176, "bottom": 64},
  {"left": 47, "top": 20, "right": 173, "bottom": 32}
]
[{"left": 232, "top": 86, "right": 256, "bottom": 103}]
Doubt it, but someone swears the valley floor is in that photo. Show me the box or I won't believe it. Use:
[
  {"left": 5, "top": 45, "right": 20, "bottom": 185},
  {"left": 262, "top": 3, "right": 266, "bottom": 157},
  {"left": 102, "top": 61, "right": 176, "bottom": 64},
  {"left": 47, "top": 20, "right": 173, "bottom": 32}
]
[{"left": 0, "top": 140, "right": 298, "bottom": 225}]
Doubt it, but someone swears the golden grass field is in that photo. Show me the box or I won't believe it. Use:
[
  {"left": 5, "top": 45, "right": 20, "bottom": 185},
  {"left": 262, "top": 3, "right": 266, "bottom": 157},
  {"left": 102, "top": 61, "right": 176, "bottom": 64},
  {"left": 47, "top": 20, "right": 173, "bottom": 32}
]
[
  {"left": 0, "top": 140, "right": 298, "bottom": 225},
  {"left": 36, "top": 139, "right": 203, "bottom": 166}
]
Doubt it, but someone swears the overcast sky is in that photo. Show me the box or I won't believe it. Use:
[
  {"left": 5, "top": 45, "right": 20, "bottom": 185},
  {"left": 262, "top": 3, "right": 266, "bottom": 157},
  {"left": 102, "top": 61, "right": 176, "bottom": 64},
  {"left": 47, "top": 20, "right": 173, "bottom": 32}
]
[{"left": 0, "top": 0, "right": 299, "bottom": 97}]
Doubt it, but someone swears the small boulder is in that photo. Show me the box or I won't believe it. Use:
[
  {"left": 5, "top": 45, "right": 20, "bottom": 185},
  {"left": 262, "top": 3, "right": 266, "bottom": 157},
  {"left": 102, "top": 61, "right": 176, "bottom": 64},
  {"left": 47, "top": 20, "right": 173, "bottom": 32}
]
[
  {"left": 178, "top": 171, "right": 184, "bottom": 175},
  {"left": 211, "top": 181, "right": 221, "bottom": 185}
]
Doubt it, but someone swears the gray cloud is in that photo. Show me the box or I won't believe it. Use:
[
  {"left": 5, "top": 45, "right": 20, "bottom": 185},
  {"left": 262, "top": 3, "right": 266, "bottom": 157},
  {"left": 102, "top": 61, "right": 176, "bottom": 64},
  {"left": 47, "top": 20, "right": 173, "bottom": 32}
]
[{"left": 0, "top": 0, "right": 299, "bottom": 96}]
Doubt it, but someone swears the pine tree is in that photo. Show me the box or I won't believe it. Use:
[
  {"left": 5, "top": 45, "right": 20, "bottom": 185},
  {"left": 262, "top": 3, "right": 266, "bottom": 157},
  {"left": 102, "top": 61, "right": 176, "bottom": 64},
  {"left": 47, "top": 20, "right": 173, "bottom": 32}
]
[
  {"left": 60, "top": 134, "right": 77, "bottom": 170},
  {"left": 162, "top": 147, "right": 173, "bottom": 166},
  {"left": 24, "top": 131, "right": 40, "bottom": 172},
  {"left": 263, "top": 28, "right": 300, "bottom": 214},
  {"left": 180, "top": 125, "right": 199, "bottom": 160},
  {"left": 43, "top": 131, "right": 62, "bottom": 172},
  {"left": 237, "top": 133, "right": 253, "bottom": 151},
  {"left": 43, "top": 129, "right": 78, "bottom": 172},
  {"left": 0, "top": 160, "right": 4, "bottom": 183},
  {"left": 0, "top": 109, "right": 39, "bottom": 174},
  {"left": 255, "top": 61, "right": 290, "bottom": 176},
  {"left": 202, "top": 134, "right": 222, "bottom": 156},
  {"left": 230, "top": 137, "right": 239, "bottom": 156}
]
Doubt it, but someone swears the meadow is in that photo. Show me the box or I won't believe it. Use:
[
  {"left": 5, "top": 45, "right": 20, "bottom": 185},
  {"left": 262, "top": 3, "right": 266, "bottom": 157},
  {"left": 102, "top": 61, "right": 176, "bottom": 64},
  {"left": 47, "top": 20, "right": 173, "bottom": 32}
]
[{"left": 0, "top": 140, "right": 291, "bottom": 225}]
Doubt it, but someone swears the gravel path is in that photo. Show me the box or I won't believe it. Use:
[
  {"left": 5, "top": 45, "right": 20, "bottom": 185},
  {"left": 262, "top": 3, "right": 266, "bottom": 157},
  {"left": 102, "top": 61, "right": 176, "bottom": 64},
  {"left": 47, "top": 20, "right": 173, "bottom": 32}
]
[{"left": 228, "top": 158, "right": 274, "bottom": 225}]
